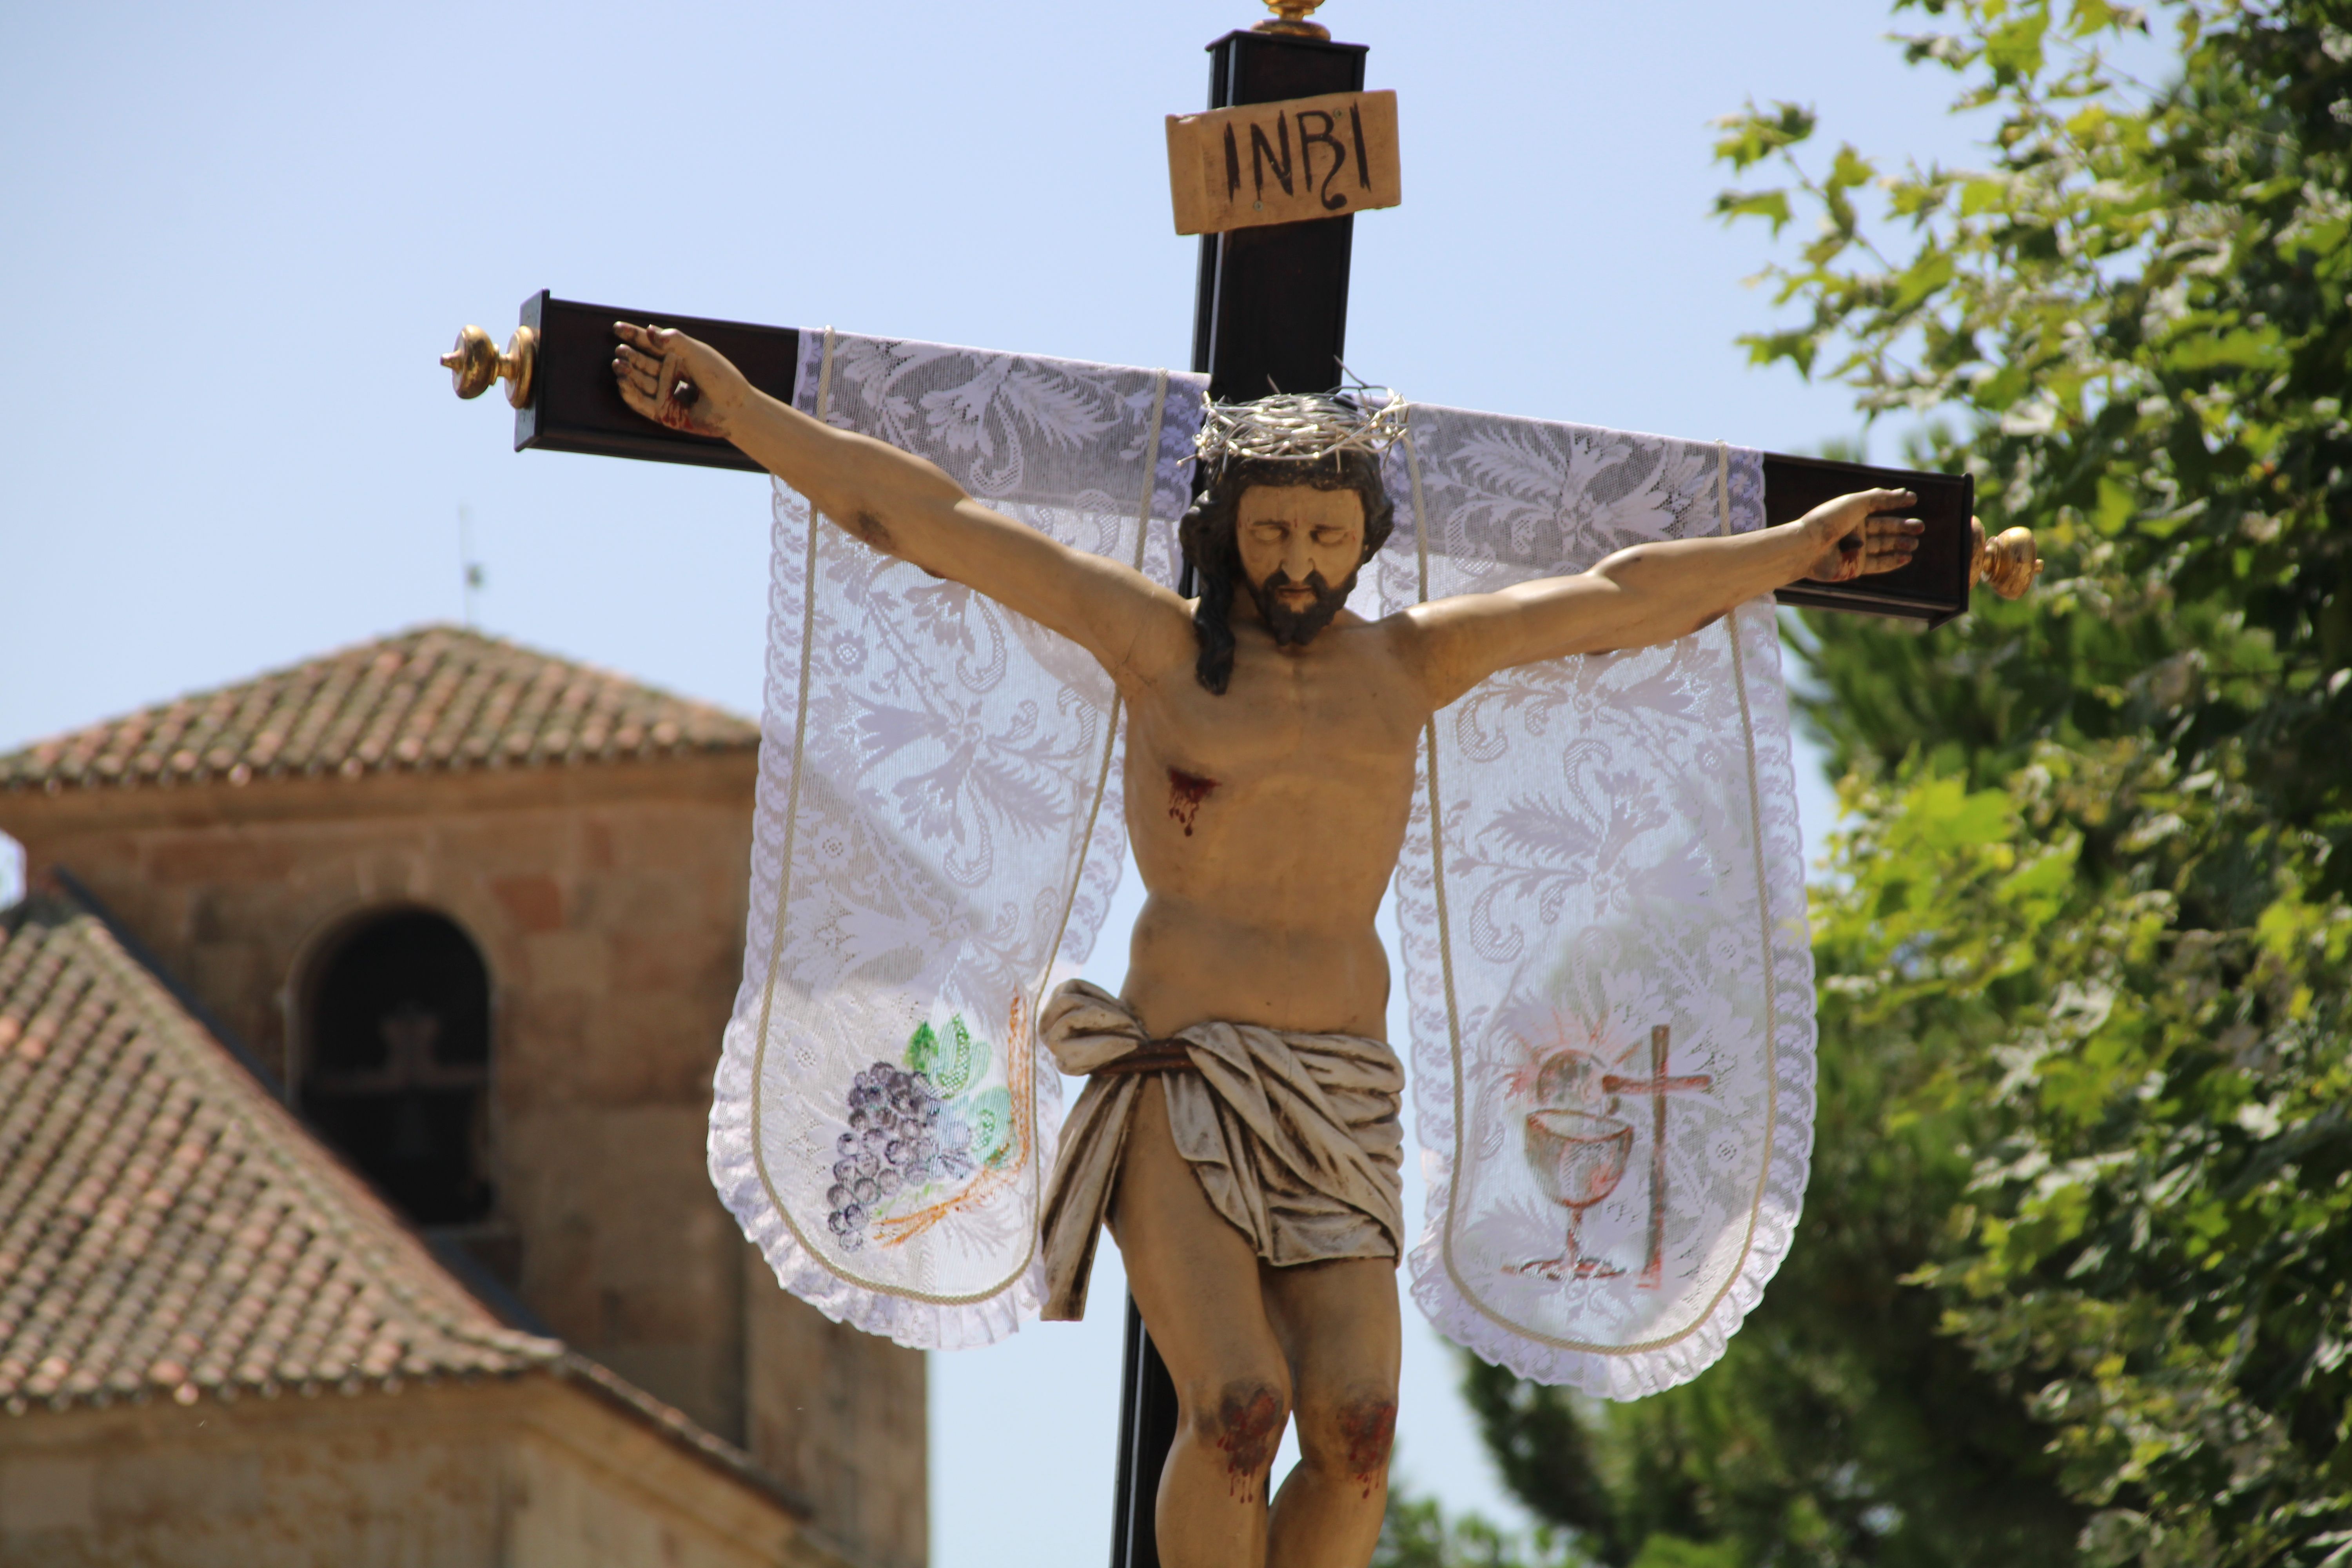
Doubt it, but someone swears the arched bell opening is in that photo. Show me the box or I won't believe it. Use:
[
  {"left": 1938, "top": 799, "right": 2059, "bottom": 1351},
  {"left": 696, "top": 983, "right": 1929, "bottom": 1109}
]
[{"left": 297, "top": 906, "right": 495, "bottom": 1228}]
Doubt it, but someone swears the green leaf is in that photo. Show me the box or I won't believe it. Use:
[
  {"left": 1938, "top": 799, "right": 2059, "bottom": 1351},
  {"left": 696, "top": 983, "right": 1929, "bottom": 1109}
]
[
  {"left": 1891, "top": 246, "right": 1958, "bottom": 311},
  {"left": 1959, "top": 176, "right": 2013, "bottom": 216},
  {"left": 1710, "top": 100, "right": 1818, "bottom": 171},
  {"left": 2093, "top": 474, "right": 2137, "bottom": 536},
  {"left": 964, "top": 1086, "right": 1016, "bottom": 1168},
  {"left": 2067, "top": 0, "right": 2116, "bottom": 38},
  {"left": 1628, "top": 1537, "right": 1744, "bottom": 1568},
  {"left": 2160, "top": 326, "right": 2284, "bottom": 373},
  {"left": 1828, "top": 144, "right": 1880, "bottom": 192},
  {"left": 907, "top": 1013, "right": 987, "bottom": 1095},
  {"left": 1984, "top": 5, "right": 2051, "bottom": 79},
  {"left": 1713, "top": 187, "right": 1793, "bottom": 233}
]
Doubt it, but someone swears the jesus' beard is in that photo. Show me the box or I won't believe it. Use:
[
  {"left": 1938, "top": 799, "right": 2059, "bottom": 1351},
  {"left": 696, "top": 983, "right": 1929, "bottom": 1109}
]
[{"left": 1247, "top": 566, "right": 1358, "bottom": 648}]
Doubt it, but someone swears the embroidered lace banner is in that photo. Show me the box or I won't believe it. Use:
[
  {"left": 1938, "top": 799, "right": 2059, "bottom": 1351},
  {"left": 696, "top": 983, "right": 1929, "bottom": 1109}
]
[
  {"left": 708, "top": 330, "right": 1815, "bottom": 1395},
  {"left": 1371, "top": 411, "right": 1814, "bottom": 1399},
  {"left": 708, "top": 330, "right": 1200, "bottom": 1350}
]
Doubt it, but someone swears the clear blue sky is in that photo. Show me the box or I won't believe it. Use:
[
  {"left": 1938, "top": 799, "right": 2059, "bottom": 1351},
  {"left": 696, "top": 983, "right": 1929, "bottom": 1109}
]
[{"left": 0, "top": 1, "right": 2069, "bottom": 1560}]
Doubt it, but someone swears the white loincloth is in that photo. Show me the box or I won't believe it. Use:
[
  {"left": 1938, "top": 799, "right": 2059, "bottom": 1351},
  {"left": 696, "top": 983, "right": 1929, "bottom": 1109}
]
[{"left": 1036, "top": 980, "right": 1406, "bottom": 1321}]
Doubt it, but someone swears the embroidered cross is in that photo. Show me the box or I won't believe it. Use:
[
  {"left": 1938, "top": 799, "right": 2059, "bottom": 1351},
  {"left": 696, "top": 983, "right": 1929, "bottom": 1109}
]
[{"left": 1602, "top": 1024, "right": 1712, "bottom": 1290}]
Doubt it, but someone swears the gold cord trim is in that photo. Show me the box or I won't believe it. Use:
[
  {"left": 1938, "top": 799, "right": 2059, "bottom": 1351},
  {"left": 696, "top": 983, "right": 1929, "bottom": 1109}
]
[{"left": 1404, "top": 425, "right": 1480, "bottom": 1339}]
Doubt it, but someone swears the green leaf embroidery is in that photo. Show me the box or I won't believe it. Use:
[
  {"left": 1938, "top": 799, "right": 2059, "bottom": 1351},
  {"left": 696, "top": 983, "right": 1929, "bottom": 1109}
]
[{"left": 906, "top": 1014, "right": 989, "bottom": 1096}]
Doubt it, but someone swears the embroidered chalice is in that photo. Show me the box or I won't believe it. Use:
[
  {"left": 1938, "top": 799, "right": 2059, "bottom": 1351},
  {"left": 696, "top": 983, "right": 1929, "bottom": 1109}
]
[{"left": 1516, "top": 1107, "right": 1635, "bottom": 1281}]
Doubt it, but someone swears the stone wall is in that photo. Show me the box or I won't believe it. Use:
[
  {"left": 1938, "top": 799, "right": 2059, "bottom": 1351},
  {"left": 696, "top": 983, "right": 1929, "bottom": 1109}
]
[
  {"left": 748, "top": 1258, "right": 931, "bottom": 1568},
  {"left": 0, "top": 1374, "right": 831, "bottom": 1568}
]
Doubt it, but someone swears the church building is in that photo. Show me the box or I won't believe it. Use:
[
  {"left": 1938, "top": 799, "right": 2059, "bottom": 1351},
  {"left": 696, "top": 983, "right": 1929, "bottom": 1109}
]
[{"left": 0, "top": 626, "right": 926, "bottom": 1568}]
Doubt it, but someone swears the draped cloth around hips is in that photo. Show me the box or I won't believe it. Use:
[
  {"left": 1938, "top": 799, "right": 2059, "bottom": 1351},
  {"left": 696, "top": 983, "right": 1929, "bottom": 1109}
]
[{"left": 1037, "top": 980, "right": 1407, "bottom": 1321}]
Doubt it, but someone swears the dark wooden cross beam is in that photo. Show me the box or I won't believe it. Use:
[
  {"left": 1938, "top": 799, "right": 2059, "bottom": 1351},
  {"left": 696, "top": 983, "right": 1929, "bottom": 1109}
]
[{"left": 472, "top": 277, "right": 1984, "bottom": 625}]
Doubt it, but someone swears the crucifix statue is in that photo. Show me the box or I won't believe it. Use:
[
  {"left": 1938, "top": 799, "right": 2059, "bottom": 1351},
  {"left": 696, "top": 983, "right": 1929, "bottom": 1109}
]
[
  {"left": 608, "top": 290, "right": 1917, "bottom": 1568},
  {"left": 439, "top": 7, "right": 2038, "bottom": 1567}
]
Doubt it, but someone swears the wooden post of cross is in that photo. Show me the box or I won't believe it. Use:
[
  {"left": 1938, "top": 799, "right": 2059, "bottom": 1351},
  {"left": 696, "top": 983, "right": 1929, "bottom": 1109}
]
[{"left": 1112, "top": 23, "right": 1373, "bottom": 1566}]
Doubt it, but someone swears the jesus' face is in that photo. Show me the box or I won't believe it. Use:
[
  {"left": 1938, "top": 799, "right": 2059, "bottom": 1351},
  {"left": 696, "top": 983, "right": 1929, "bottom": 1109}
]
[{"left": 1235, "top": 482, "right": 1365, "bottom": 648}]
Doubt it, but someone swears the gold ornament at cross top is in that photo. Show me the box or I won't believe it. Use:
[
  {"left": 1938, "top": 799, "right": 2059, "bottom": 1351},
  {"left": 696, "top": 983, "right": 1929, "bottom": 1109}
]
[{"left": 1256, "top": 0, "right": 1329, "bottom": 40}]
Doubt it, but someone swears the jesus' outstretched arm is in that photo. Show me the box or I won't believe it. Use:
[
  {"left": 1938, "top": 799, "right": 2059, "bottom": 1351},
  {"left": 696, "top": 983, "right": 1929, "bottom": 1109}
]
[
  {"left": 610, "top": 322, "right": 1192, "bottom": 684},
  {"left": 1405, "top": 490, "right": 1926, "bottom": 706}
]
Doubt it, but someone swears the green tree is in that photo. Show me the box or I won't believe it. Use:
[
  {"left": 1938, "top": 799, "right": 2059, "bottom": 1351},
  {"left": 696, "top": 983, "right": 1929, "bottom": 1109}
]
[
  {"left": 1722, "top": 0, "right": 2343, "bottom": 1561},
  {"left": 1464, "top": 2, "right": 2352, "bottom": 1563},
  {"left": 1722, "top": 0, "right": 2352, "bottom": 1559}
]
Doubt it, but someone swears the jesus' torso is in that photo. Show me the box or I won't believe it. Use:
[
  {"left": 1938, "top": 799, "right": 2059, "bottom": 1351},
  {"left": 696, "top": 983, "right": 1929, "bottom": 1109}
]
[{"left": 1115, "top": 607, "right": 1430, "bottom": 1042}]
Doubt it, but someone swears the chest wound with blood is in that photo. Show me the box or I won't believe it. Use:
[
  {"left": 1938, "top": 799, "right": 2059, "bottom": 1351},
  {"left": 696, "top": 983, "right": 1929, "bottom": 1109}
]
[{"left": 1167, "top": 769, "right": 1218, "bottom": 836}]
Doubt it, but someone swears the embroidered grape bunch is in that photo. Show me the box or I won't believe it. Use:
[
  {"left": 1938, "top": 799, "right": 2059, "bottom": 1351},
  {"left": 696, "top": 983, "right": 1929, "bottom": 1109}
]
[{"left": 825, "top": 1014, "right": 1017, "bottom": 1251}]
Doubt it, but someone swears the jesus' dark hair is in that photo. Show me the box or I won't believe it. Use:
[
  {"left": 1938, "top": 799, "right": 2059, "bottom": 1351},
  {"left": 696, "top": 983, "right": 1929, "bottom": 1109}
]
[{"left": 1176, "top": 449, "right": 1397, "bottom": 695}]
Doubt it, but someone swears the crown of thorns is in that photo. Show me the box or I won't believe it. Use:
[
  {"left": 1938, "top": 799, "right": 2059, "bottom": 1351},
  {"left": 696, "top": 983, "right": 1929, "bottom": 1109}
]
[{"left": 1192, "top": 390, "right": 1410, "bottom": 470}]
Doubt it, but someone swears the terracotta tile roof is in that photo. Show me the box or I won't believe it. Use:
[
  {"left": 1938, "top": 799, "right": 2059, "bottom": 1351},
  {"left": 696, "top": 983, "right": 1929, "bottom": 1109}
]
[
  {"left": 0, "top": 624, "right": 759, "bottom": 795},
  {"left": 0, "top": 887, "right": 562, "bottom": 1416}
]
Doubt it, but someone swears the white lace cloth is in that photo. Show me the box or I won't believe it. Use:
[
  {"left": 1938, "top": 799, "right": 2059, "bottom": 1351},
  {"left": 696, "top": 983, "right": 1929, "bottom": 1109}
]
[
  {"left": 708, "top": 330, "right": 1815, "bottom": 1395},
  {"left": 1375, "top": 411, "right": 1813, "bottom": 1399}
]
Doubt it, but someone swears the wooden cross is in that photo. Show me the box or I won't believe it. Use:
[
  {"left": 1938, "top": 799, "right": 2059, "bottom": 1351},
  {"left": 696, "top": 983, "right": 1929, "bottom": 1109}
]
[
  {"left": 1602, "top": 1025, "right": 1713, "bottom": 1290},
  {"left": 439, "top": 16, "right": 2015, "bottom": 1565}
]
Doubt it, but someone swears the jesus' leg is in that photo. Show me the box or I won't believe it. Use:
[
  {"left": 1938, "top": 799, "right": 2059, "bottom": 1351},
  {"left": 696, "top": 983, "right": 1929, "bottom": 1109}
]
[
  {"left": 1262, "top": 1256, "right": 1400, "bottom": 1568},
  {"left": 1109, "top": 1080, "right": 1290, "bottom": 1568}
]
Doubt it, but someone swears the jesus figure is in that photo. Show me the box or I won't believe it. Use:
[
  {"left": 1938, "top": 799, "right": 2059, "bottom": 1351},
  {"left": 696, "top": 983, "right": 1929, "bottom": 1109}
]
[{"left": 613, "top": 322, "right": 1920, "bottom": 1568}]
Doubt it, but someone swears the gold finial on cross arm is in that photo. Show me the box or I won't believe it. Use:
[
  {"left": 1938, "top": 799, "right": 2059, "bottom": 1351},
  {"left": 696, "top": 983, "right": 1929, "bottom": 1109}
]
[
  {"left": 1970, "top": 518, "right": 2042, "bottom": 600},
  {"left": 1255, "top": 0, "right": 1330, "bottom": 40},
  {"left": 439, "top": 324, "right": 538, "bottom": 409}
]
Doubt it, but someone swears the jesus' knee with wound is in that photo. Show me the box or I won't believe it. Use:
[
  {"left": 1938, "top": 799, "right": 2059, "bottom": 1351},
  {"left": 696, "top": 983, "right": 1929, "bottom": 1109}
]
[{"left": 613, "top": 322, "right": 1920, "bottom": 1568}]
